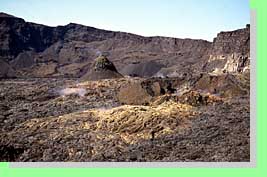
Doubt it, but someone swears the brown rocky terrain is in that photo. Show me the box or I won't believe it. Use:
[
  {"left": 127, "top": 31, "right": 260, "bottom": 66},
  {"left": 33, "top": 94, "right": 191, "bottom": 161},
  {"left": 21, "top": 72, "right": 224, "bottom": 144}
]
[
  {"left": 0, "top": 12, "right": 250, "bottom": 162},
  {"left": 0, "top": 74, "right": 249, "bottom": 162}
]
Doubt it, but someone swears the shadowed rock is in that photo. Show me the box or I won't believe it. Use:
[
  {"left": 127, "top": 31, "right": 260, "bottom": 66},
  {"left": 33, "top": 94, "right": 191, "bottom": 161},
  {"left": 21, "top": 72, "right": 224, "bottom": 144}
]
[
  {"left": 0, "top": 60, "right": 16, "bottom": 79},
  {"left": 121, "top": 60, "right": 164, "bottom": 77}
]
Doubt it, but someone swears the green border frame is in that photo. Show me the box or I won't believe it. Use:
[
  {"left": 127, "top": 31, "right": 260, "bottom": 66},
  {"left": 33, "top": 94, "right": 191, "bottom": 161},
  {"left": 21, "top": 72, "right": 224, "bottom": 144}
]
[{"left": 0, "top": 0, "right": 266, "bottom": 176}]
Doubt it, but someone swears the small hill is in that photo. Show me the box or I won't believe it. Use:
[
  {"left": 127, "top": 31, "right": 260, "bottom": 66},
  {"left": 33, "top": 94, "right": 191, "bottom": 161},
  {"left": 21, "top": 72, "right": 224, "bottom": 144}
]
[{"left": 81, "top": 55, "right": 123, "bottom": 81}]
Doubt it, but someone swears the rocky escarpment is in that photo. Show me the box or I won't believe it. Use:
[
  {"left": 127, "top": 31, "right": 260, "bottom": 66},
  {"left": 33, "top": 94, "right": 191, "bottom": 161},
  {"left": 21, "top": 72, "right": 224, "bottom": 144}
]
[
  {"left": 0, "top": 12, "right": 249, "bottom": 79},
  {"left": 204, "top": 25, "right": 250, "bottom": 74},
  {"left": 0, "top": 13, "right": 62, "bottom": 61}
]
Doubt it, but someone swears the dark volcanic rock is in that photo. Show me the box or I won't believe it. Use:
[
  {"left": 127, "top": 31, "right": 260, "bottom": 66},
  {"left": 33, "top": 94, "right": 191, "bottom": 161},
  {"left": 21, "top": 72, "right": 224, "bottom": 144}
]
[
  {"left": 0, "top": 12, "right": 16, "bottom": 18},
  {"left": 121, "top": 60, "right": 164, "bottom": 77},
  {"left": 81, "top": 55, "right": 123, "bottom": 81},
  {"left": 0, "top": 14, "right": 61, "bottom": 61}
]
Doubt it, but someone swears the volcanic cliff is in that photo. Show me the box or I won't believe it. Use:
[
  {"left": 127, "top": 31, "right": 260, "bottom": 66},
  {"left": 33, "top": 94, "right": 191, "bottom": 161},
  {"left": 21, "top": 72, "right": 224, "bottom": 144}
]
[{"left": 0, "top": 12, "right": 250, "bottom": 79}]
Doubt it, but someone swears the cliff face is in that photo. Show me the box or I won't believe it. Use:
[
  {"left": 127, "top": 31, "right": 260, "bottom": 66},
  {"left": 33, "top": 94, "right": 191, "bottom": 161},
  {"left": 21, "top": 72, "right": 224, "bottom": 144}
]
[
  {"left": 205, "top": 25, "right": 250, "bottom": 74},
  {"left": 0, "top": 14, "right": 59, "bottom": 61},
  {"left": 0, "top": 12, "right": 250, "bottom": 78}
]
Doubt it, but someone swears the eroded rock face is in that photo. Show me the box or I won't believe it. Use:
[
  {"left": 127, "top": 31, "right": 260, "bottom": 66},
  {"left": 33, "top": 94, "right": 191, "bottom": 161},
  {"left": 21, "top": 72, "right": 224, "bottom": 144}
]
[
  {"left": 0, "top": 14, "right": 62, "bottom": 61},
  {"left": 222, "top": 54, "right": 250, "bottom": 73},
  {"left": 205, "top": 25, "right": 250, "bottom": 74},
  {"left": 212, "top": 25, "right": 250, "bottom": 55}
]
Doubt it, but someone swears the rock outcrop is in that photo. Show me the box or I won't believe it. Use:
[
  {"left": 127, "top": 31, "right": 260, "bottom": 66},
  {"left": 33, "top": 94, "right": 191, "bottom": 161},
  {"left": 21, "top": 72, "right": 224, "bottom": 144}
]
[
  {"left": 81, "top": 55, "right": 123, "bottom": 81},
  {"left": 193, "top": 73, "right": 249, "bottom": 97},
  {"left": 205, "top": 25, "right": 250, "bottom": 74},
  {"left": 117, "top": 82, "right": 153, "bottom": 105}
]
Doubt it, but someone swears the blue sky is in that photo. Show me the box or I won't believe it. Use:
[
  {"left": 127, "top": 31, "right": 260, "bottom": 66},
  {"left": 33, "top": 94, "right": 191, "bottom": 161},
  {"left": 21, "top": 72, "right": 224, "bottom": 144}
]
[{"left": 0, "top": 0, "right": 249, "bottom": 41}]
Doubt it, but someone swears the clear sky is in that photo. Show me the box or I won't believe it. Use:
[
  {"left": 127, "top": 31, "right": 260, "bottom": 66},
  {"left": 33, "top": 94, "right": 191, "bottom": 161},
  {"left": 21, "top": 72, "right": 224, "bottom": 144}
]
[{"left": 0, "top": 0, "right": 249, "bottom": 41}]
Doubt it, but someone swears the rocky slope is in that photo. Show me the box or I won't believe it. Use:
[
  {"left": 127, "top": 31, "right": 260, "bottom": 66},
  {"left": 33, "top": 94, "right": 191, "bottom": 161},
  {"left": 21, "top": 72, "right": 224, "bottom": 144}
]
[
  {"left": 1, "top": 12, "right": 249, "bottom": 79},
  {"left": 0, "top": 60, "right": 16, "bottom": 78}
]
